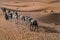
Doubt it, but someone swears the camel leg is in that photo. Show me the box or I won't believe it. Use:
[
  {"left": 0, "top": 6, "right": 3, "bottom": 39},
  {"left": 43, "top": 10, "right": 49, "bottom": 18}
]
[{"left": 30, "top": 24, "right": 33, "bottom": 31}]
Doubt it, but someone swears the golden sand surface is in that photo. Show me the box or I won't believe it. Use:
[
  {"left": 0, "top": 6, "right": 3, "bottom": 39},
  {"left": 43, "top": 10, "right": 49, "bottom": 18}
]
[{"left": 0, "top": 0, "right": 60, "bottom": 40}]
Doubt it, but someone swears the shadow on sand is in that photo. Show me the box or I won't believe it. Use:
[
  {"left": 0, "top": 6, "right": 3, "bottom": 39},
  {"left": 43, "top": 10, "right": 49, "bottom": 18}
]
[
  {"left": 34, "top": 13, "right": 60, "bottom": 33},
  {"left": 36, "top": 26, "right": 60, "bottom": 33},
  {"left": 48, "top": 0, "right": 60, "bottom": 4},
  {"left": 38, "top": 13, "right": 60, "bottom": 25}
]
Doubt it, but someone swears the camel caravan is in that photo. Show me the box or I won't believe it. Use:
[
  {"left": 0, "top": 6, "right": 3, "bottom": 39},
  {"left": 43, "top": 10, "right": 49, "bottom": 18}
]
[{"left": 1, "top": 7, "right": 39, "bottom": 31}]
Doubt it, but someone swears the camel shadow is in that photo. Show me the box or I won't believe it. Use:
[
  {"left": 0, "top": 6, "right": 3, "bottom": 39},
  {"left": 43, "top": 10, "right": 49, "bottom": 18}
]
[
  {"left": 48, "top": 0, "right": 60, "bottom": 4},
  {"left": 37, "top": 26, "right": 60, "bottom": 33},
  {"left": 38, "top": 13, "right": 60, "bottom": 25}
]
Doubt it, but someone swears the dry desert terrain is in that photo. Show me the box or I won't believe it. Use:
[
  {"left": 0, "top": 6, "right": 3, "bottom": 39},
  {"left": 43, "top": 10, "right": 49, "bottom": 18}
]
[{"left": 0, "top": 0, "right": 60, "bottom": 40}]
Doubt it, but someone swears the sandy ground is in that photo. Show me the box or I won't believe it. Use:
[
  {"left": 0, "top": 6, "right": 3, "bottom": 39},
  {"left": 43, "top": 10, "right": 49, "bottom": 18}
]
[{"left": 0, "top": 0, "right": 60, "bottom": 40}]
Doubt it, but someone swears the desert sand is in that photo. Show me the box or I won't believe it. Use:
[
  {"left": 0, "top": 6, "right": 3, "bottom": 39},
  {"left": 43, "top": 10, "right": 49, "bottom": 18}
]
[{"left": 0, "top": 0, "right": 60, "bottom": 40}]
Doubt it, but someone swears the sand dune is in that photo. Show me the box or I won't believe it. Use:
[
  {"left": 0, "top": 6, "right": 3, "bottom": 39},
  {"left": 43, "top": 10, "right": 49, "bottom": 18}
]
[
  {"left": 0, "top": 0, "right": 57, "bottom": 2},
  {"left": 0, "top": 0, "right": 60, "bottom": 40},
  {"left": 0, "top": 10, "right": 60, "bottom": 40},
  {"left": 0, "top": 1, "right": 60, "bottom": 12},
  {"left": 0, "top": 2, "right": 49, "bottom": 11}
]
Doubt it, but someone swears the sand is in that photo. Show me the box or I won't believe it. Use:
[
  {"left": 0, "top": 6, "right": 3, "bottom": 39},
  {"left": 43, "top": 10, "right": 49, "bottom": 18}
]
[{"left": 0, "top": 0, "right": 60, "bottom": 40}]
